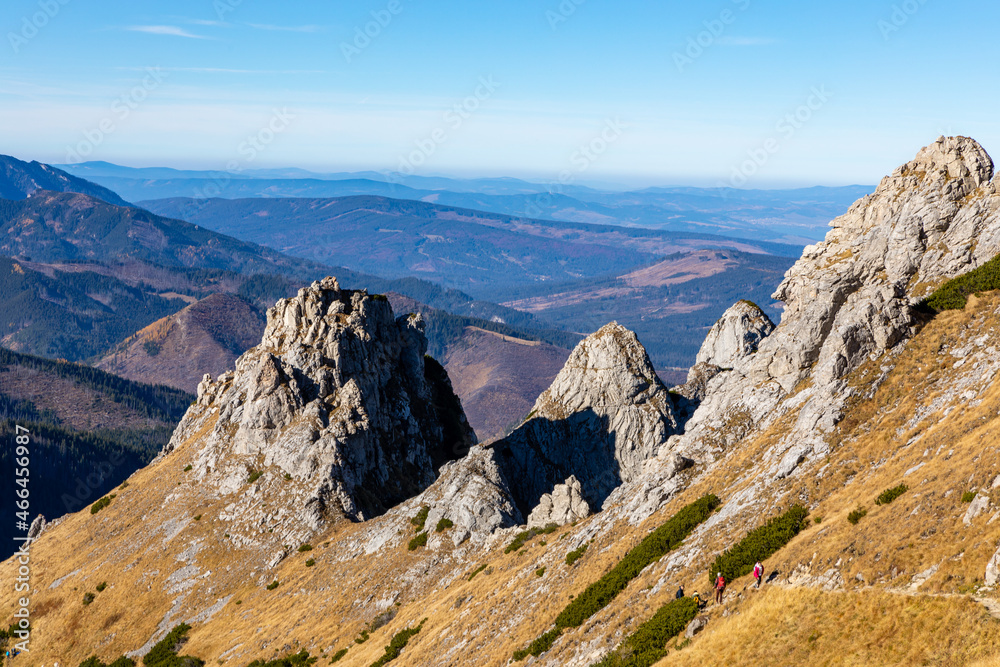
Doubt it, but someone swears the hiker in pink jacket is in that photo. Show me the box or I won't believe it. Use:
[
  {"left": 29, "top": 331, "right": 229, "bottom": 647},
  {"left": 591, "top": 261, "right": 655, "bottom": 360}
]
[{"left": 753, "top": 561, "right": 764, "bottom": 588}]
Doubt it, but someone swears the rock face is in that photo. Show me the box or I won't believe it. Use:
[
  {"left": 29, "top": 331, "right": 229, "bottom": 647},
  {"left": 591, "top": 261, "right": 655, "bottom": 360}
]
[
  {"left": 165, "top": 278, "right": 476, "bottom": 533},
  {"left": 526, "top": 475, "right": 590, "bottom": 528},
  {"left": 489, "top": 322, "right": 678, "bottom": 516},
  {"left": 694, "top": 300, "right": 775, "bottom": 368},
  {"left": 670, "top": 136, "right": 1000, "bottom": 479}
]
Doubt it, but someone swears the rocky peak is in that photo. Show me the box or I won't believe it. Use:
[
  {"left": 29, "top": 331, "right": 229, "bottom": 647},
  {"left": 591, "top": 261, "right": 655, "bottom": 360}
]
[
  {"left": 165, "top": 277, "right": 475, "bottom": 539},
  {"left": 762, "top": 136, "right": 998, "bottom": 393},
  {"left": 488, "top": 322, "right": 677, "bottom": 516},
  {"left": 668, "top": 136, "right": 1000, "bottom": 482},
  {"left": 694, "top": 300, "right": 775, "bottom": 369}
]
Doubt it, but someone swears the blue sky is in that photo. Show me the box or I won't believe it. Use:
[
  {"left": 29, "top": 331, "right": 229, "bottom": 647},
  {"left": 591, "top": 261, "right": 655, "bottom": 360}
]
[{"left": 0, "top": 0, "right": 996, "bottom": 187}]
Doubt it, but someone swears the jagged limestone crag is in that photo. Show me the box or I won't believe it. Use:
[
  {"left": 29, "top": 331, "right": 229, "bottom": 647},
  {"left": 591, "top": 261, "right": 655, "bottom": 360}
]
[
  {"left": 673, "top": 136, "right": 1000, "bottom": 479},
  {"left": 694, "top": 300, "right": 775, "bottom": 369},
  {"left": 487, "top": 322, "right": 678, "bottom": 517},
  {"left": 674, "top": 300, "right": 776, "bottom": 413},
  {"left": 526, "top": 475, "right": 591, "bottom": 528},
  {"left": 164, "top": 277, "right": 476, "bottom": 536}
]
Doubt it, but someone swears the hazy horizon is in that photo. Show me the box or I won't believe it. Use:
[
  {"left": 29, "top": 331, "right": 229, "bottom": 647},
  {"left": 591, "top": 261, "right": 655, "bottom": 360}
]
[{"left": 2, "top": 0, "right": 997, "bottom": 189}]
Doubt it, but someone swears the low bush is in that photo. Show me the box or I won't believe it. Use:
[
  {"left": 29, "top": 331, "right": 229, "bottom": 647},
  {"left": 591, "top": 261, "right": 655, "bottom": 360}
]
[
  {"left": 435, "top": 518, "right": 454, "bottom": 533},
  {"left": 193, "top": 515, "right": 201, "bottom": 521},
  {"left": 875, "top": 484, "right": 908, "bottom": 506},
  {"left": 369, "top": 621, "right": 425, "bottom": 667},
  {"left": 82, "top": 592, "right": 95, "bottom": 605},
  {"left": 559, "top": 494, "right": 719, "bottom": 629},
  {"left": 248, "top": 470, "right": 263, "bottom": 484},
  {"left": 329, "top": 649, "right": 348, "bottom": 664},
  {"left": 90, "top": 495, "right": 114, "bottom": 515},
  {"left": 144, "top": 623, "right": 204, "bottom": 667},
  {"left": 921, "top": 253, "right": 1000, "bottom": 311},
  {"left": 505, "top": 523, "right": 559, "bottom": 554},
  {"left": 183, "top": 465, "right": 192, "bottom": 472},
  {"left": 305, "top": 559, "right": 316, "bottom": 567},
  {"left": 468, "top": 564, "right": 488, "bottom": 581},
  {"left": 266, "top": 580, "right": 280, "bottom": 591},
  {"left": 355, "top": 630, "right": 370, "bottom": 645},
  {"left": 78, "top": 657, "right": 135, "bottom": 667},
  {"left": 566, "top": 544, "right": 588, "bottom": 566},
  {"left": 847, "top": 507, "right": 868, "bottom": 525},
  {"left": 593, "top": 597, "right": 698, "bottom": 667},
  {"left": 962, "top": 491, "right": 977, "bottom": 503},
  {"left": 298, "top": 544, "right": 313, "bottom": 552},
  {"left": 368, "top": 608, "right": 397, "bottom": 632},
  {"left": 410, "top": 506, "right": 430, "bottom": 532},
  {"left": 710, "top": 504, "right": 808, "bottom": 585},
  {"left": 96, "top": 582, "right": 107, "bottom": 592},
  {"left": 408, "top": 532, "right": 428, "bottom": 551},
  {"left": 513, "top": 495, "right": 720, "bottom": 661},
  {"left": 246, "top": 649, "right": 318, "bottom": 667},
  {"left": 535, "top": 567, "right": 546, "bottom": 577},
  {"left": 512, "top": 628, "right": 561, "bottom": 661}
]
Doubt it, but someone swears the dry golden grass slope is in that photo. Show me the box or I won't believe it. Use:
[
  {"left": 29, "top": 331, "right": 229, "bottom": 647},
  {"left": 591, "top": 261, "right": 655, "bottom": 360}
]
[{"left": 9, "top": 294, "right": 1000, "bottom": 666}]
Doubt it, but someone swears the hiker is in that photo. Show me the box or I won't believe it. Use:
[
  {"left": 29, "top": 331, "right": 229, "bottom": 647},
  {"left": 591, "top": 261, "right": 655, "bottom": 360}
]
[
  {"left": 692, "top": 591, "right": 704, "bottom": 609},
  {"left": 753, "top": 561, "right": 764, "bottom": 588},
  {"left": 675, "top": 584, "right": 685, "bottom": 599},
  {"left": 715, "top": 572, "right": 726, "bottom": 604}
]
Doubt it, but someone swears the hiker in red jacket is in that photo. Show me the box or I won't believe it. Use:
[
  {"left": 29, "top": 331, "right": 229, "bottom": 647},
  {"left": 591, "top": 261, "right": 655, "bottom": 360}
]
[
  {"left": 715, "top": 572, "right": 726, "bottom": 604},
  {"left": 753, "top": 561, "right": 764, "bottom": 588}
]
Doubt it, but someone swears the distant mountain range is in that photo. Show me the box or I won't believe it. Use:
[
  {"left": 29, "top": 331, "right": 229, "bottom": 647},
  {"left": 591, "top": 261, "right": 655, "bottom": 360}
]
[
  {"left": 0, "top": 155, "right": 803, "bottom": 371},
  {"left": 139, "top": 195, "right": 800, "bottom": 295},
  {"left": 57, "top": 160, "right": 873, "bottom": 244},
  {"left": 1, "top": 155, "right": 131, "bottom": 206}
]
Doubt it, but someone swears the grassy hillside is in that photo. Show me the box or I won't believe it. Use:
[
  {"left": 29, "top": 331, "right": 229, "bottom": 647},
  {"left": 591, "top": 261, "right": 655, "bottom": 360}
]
[{"left": 8, "top": 292, "right": 1000, "bottom": 666}]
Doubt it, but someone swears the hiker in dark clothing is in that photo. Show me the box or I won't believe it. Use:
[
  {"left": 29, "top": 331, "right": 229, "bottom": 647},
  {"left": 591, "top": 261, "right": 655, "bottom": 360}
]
[{"left": 675, "top": 584, "right": 685, "bottom": 599}]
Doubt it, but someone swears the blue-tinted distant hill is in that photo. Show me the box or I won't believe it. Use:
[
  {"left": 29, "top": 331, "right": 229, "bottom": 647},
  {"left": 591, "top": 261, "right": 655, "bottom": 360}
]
[
  {"left": 0, "top": 155, "right": 131, "bottom": 206},
  {"left": 58, "top": 160, "right": 873, "bottom": 244},
  {"left": 139, "top": 194, "right": 801, "bottom": 292}
]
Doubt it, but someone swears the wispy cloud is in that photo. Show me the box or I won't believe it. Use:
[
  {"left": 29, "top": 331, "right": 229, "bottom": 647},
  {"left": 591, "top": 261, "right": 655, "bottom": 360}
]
[
  {"left": 185, "top": 18, "right": 229, "bottom": 27},
  {"left": 247, "top": 23, "right": 326, "bottom": 33},
  {"left": 124, "top": 25, "right": 210, "bottom": 39},
  {"left": 116, "top": 66, "right": 326, "bottom": 75},
  {"left": 715, "top": 36, "right": 775, "bottom": 47}
]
